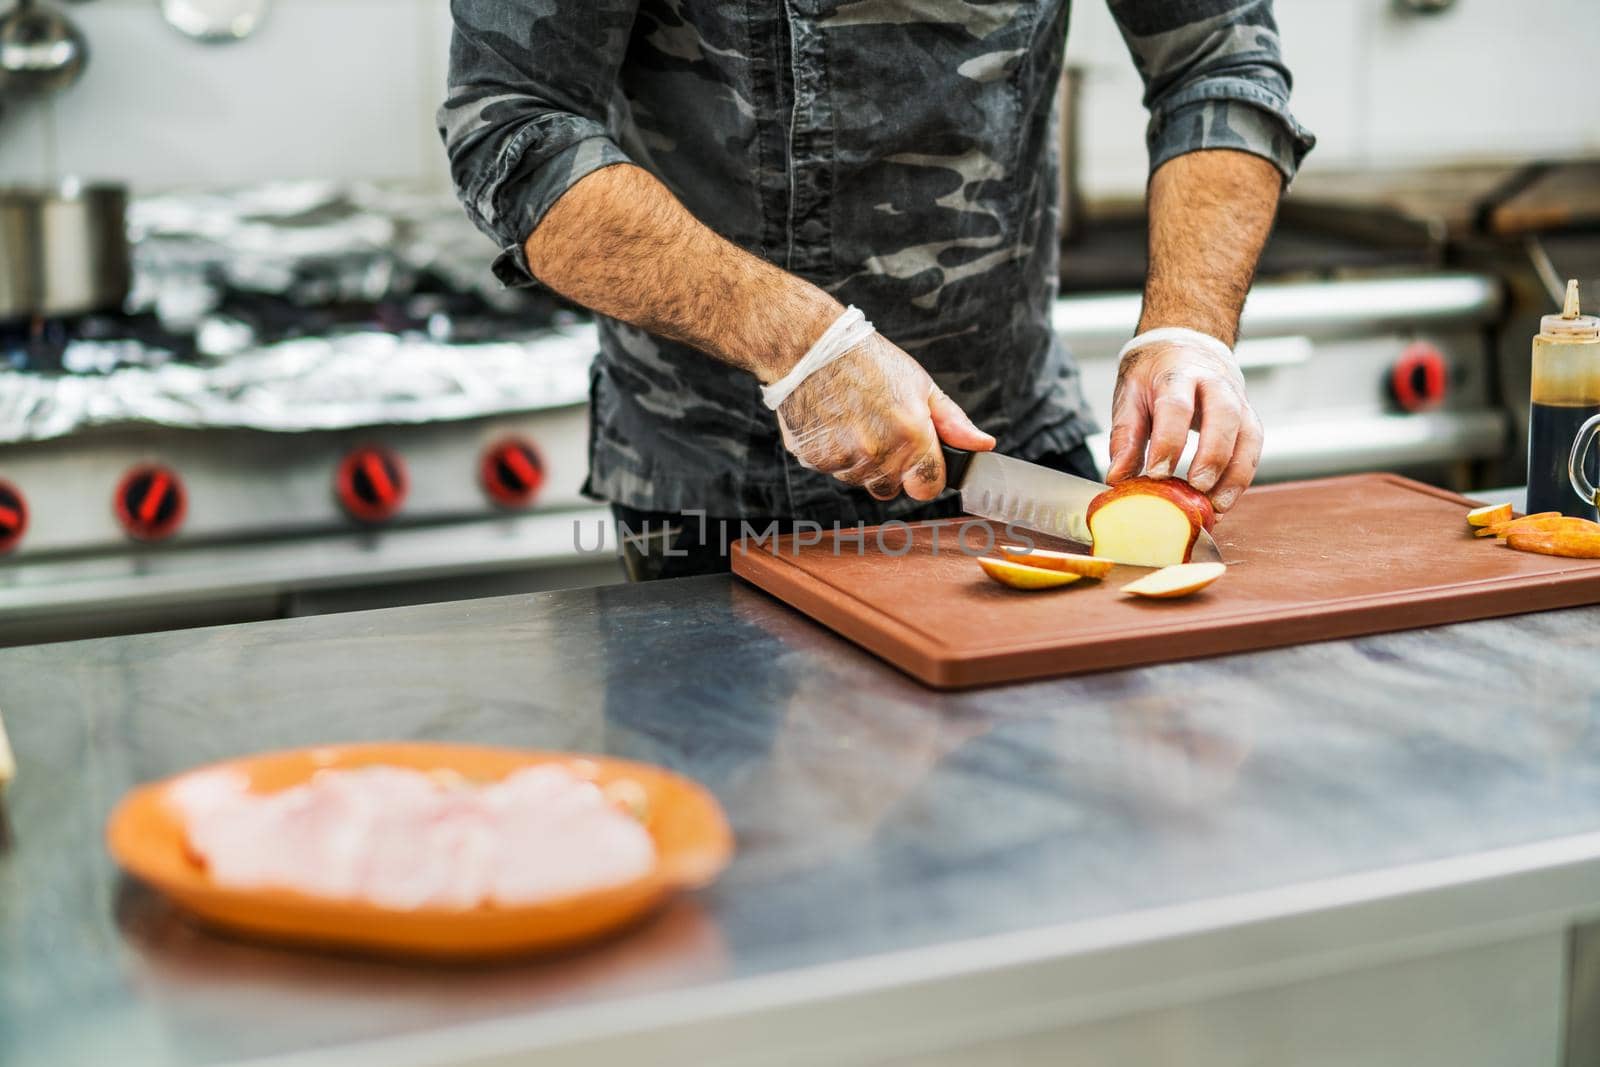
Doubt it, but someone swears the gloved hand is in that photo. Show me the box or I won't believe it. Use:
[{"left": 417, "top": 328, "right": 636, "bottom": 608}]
[
  {"left": 1106, "top": 339, "right": 1262, "bottom": 513},
  {"left": 777, "top": 332, "right": 995, "bottom": 501}
]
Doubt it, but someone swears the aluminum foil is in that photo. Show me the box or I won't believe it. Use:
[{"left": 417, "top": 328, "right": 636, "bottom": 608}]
[
  {"left": 126, "top": 181, "right": 533, "bottom": 322},
  {"left": 0, "top": 322, "right": 596, "bottom": 443},
  {"left": 3, "top": 183, "right": 598, "bottom": 444}
]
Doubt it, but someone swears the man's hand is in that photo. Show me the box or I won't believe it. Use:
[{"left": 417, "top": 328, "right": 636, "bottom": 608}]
[
  {"left": 526, "top": 164, "right": 992, "bottom": 502},
  {"left": 1106, "top": 340, "right": 1262, "bottom": 513},
  {"left": 778, "top": 333, "right": 995, "bottom": 501},
  {"left": 1116, "top": 148, "right": 1284, "bottom": 512}
]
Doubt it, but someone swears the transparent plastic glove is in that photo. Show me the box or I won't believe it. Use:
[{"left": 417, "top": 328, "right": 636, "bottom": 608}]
[
  {"left": 1106, "top": 339, "right": 1263, "bottom": 513},
  {"left": 776, "top": 333, "right": 995, "bottom": 501}
]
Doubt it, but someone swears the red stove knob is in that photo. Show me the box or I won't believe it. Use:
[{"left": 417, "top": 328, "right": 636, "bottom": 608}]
[
  {"left": 115, "top": 464, "right": 187, "bottom": 542},
  {"left": 335, "top": 446, "right": 408, "bottom": 523},
  {"left": 1390, "top": 342, "right": 1448, "bottom": 413},
  {"left": 0, "top": 480, "right": 27, "bottom": 554},
  {"left": 480, "top": 437, "right": 545, "bottom": 509}
]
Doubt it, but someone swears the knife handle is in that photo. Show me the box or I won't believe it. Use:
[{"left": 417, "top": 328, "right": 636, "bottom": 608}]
[{"left": 940, "top": 445, "right": 975, "bottom": 488}]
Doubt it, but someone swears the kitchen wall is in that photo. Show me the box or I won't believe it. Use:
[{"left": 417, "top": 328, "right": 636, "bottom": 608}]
[
  {"left": 1070, "top": 0, "right": 1600, "bottom": 196},
  {"left": 0, "top": 0, "right": 453, "bottom": 190},
  {"left": 0, "top": 0, "right": 1596, "bottom": 198}
]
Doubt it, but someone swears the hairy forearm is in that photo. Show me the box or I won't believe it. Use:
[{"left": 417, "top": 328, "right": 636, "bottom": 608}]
[
  {"left": 525, "top": 164, "right": 839, "bottom": 382},
  {"left": 1138, "top": 150, "right": 1283, "bottom": 345}
]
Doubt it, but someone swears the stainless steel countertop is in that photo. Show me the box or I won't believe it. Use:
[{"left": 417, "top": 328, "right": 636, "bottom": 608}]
[{"left": 2, "top": 575, "right": 1600, "bottom": 1067}]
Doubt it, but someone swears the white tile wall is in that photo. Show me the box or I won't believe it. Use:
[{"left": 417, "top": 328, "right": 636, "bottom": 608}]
[
  {"left": 1271, "top": 0, "right": 1367, "bottom": 172},
  {"left": 420, "top": 0, "right": 456, "bottom": 192},
  {"left": 0, "top": 95, "right": 54, "bottom": 186},
  {"left": 1064, "top": 0, "right": 1150, "bottom": 196},
  {"left": 0, "top": 0, "right": 447, "bottom": 190},
  {"left": 1362, "top": 0, "right": 1600, "bottom": 165},
  {"left": 0, "top": 0, "right": 1594, "bottom": 196},
  {"left": 1068, "top": 0, "right": 1600, "bottom": 195}
]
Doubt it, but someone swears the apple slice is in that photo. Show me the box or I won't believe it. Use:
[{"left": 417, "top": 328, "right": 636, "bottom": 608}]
[
  {"left": 977, "top": 556, "right": 1085, "bottom": 591},
  {"left": 1466, "top": 502, "right": 1512, "bottom": 527},
  {"left": 1121, "top": 562, "right": 1227, "bottom": 599},
  {"left": 1087, "top": 477, "right": 1216, "bottom": 567},
  {"left": 997, "top": 545, "right": 1114, "bottom": 579}
]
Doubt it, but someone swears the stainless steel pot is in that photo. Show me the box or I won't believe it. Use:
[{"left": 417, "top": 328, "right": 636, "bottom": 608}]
[
  {"left": 0, "top": 182, "right": 129, "bottom": 320},
  {"left": 0, "top": 0, "right": 90, "bottom": 97}
]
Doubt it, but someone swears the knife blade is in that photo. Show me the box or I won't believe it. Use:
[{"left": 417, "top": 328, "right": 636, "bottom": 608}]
[{"left": 940, "top": 445, "right": 1223, "bottom": 564}]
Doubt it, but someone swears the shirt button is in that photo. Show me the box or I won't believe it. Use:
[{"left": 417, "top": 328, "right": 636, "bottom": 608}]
[{"left": 797, "top": 219, "right": 826, "bottom": 243}]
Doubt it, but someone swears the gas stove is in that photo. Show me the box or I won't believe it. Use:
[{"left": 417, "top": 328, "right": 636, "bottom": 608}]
[
  {"left": 0, "top": 310, "right": 190, "bottom": 374},
  {"left": 0, "top": 298, "right": 612, "bottom": 647},
  {"left": 0, "top": 185, "right": 620, "bottom": 645},
  {"left": 0, "top": 406, "right": 613, "bottom": 646}
]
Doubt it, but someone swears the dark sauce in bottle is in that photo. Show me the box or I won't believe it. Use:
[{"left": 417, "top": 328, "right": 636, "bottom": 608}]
[
  {"left": 1527, "top": 400, "right": 1600, "bottom": 518},
  {"left": 1527, "top": 281, "right": 1600, "bottom": 518}
]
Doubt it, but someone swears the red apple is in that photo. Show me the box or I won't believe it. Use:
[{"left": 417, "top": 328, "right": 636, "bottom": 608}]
[{"left": 1087, "top": 476, "right": 1216, "bottom": 568}]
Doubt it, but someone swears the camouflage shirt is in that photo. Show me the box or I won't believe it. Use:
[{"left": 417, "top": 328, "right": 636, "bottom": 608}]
[{"left": 440, "top": 0, "right": 1314, "bottom": 522}]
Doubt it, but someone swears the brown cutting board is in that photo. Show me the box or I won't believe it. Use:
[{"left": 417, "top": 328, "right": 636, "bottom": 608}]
[{"left": 732, "top": 474, "right": 1600, "bottom": 688}]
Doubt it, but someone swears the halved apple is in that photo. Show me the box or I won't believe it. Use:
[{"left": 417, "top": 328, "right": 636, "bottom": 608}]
[
  {"left": 1121, "top": 562, "right": 1227, "bottom": 599},
  {"left": 977, "top": 556, "right": 1085, "bottom": 590},
  {"left": 1466, "top": 502, "right": 1512, "bottom": 527},
  {"left": 1087, "top": 477, "right": 1216, "bottom": 567},
  {"left": 996, "top": 545, "right": 1114, "bottom": 579}
]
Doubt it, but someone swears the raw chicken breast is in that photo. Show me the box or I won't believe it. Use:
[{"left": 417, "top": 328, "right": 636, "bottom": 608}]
[
  {"left": 485, "top": 767, "right": 659, "bottom": 907},
  {"left": 171, "top": 763, "right": 656, "bottom": 909}
]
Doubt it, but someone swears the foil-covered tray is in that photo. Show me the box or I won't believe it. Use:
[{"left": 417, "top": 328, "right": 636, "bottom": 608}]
[
  {"left": 0, "top": 324, "right": 595, "bottom": 443},
  {"left": 2, "top": 183, "right": 598, "bottom": 444}
]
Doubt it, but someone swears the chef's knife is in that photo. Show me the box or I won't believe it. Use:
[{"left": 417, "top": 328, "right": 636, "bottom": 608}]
[{"left": 940, "top": 445, "right": 1223, "bottom": 564}]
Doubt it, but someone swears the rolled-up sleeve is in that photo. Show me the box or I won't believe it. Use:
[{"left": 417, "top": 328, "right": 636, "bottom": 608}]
[
  {"left": 437, "top": 0, "right": 638, "bottom": 287},
  {"left": 1108, "top": 0, "right": 1315, "bottom": 184}
]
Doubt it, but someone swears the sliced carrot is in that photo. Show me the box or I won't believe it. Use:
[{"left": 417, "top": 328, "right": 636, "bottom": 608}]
[
  {"left": 1475, "top": 512, "right": 1567, "bottom": 538},
  {"left": 1506, "top": 527, "right": 1600, "bottom": 559}
]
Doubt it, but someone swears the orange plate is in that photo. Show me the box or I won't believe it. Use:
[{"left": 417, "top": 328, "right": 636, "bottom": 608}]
[{"left": 105, "top": 742, "right": 734, "bottom": 960}]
